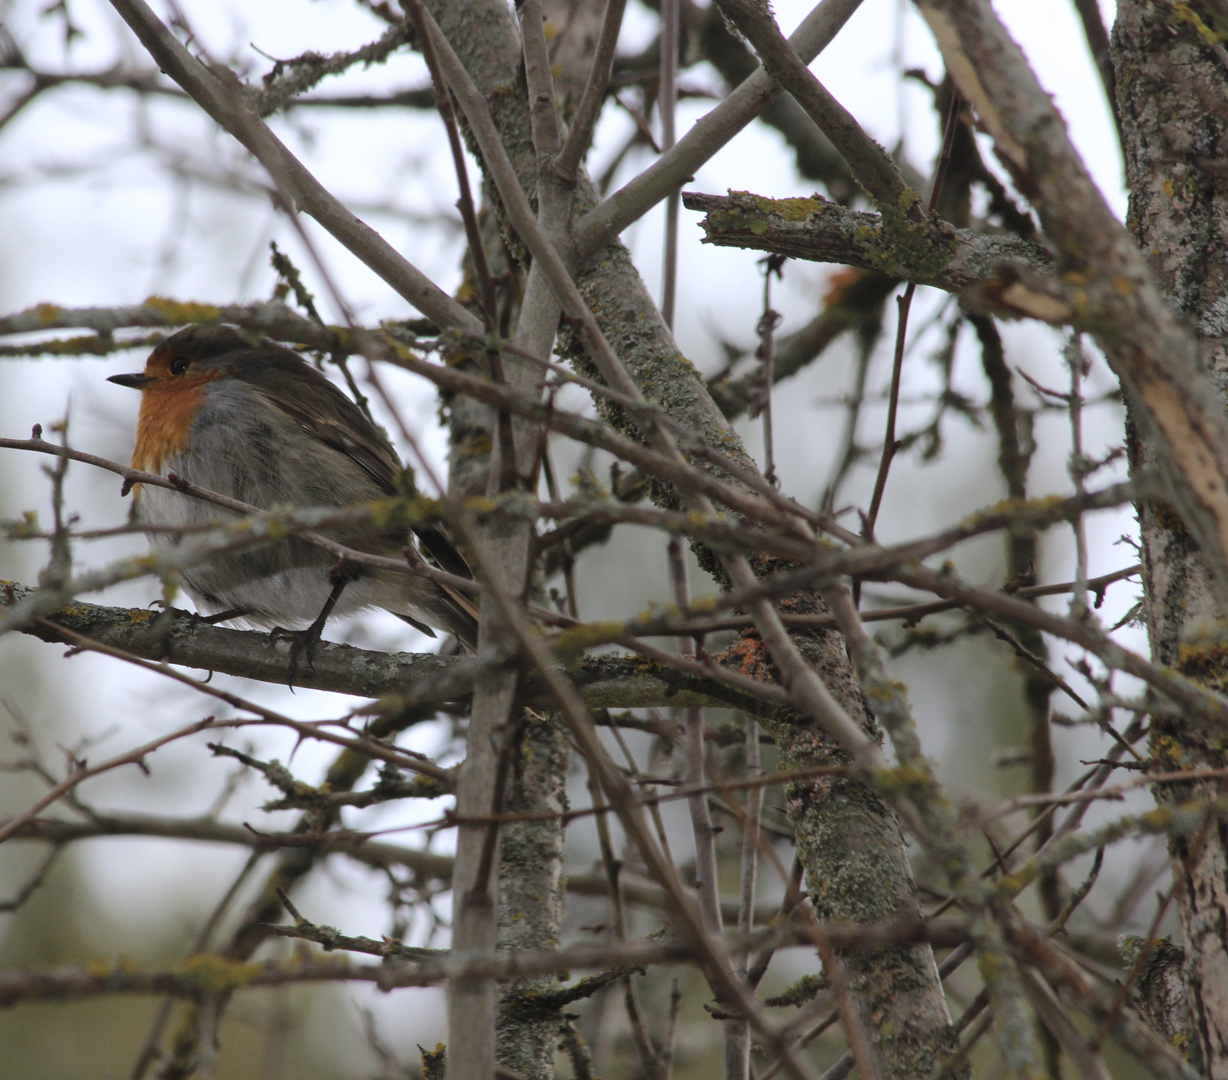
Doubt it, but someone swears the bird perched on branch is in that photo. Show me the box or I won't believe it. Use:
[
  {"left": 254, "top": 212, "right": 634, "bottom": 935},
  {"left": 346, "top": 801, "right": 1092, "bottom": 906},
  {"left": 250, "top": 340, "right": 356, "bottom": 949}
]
[{"left": 109, "top": 325, "right": 478, "bottom": 664}]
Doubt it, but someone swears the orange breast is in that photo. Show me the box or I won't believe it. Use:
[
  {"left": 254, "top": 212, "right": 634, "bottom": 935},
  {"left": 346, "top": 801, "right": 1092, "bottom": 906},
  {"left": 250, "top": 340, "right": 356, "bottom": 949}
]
[{"left": 131, "top": 372, "right": 221, "bottom": 474}]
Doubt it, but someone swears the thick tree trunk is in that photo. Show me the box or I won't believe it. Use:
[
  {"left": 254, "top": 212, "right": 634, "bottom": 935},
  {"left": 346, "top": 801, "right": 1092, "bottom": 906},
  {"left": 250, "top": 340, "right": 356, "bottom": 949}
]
[
  {"left": 430, "top": 2, "right": 957, "bottom": 1075},
  {"left": 1114, "top": 4, "right": 1228, "bottom": 1072}
]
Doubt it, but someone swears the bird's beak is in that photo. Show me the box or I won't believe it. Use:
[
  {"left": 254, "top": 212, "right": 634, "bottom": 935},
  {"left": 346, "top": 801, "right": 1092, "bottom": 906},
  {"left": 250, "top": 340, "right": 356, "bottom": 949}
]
[{"left": 108, "top": 372, "right": 153, "bottom": 389}]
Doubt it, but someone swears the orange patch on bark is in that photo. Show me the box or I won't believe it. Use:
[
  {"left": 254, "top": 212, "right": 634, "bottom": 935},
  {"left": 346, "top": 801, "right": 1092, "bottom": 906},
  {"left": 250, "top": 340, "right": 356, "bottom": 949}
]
[{"left": 718, "top": 634, "right": 774, "bottom": 682}]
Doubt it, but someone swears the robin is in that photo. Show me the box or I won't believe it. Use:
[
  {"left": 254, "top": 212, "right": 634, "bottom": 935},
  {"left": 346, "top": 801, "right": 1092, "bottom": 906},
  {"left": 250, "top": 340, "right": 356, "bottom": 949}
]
[{"left": 108, "top": 325, "right": 478, "bottom": 661}]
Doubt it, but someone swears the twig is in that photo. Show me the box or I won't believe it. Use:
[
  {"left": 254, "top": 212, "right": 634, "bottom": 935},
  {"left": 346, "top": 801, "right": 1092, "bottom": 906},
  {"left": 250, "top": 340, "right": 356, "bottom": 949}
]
[
  {"left": 726, "top": 712, "right": 764, "bottom": 1080},
  {"left": 712, "top": 0, "right": 915, "bottom": 214},
  {"left": 864, "top": 285, "right": 912, "bottom": 539},
  {"left": 979, "top": 616, "right": 1089, "bottom": 709},
  {"left": 0, "top": 701, "right": 223, "bottom": 846},
  {"left": 896, "top": 562, "right": 1228, "bottom": 731},
  {"left": 576, "top": 0, "right": 865, "bottom": 251},
  {"left": 662, "top": 978, "right": 683, "bottom": 1080},
  {"left": 1050, "top": 846, "right": 1104, "bottom": 935},
  {"left": 584, "top": 764, "right": 657, "bottom": 1072},
  {"left": 660, "top": 0, "right": 681, "bottom": 329},
  {"left": 752, "top": 256, "right": 786, "bottom": 487},
  {"left": 246, "top": 22, "right": 412, "bottom": 116},
  {"left": 865, "top": 86, "right": 962, "bottom": 540},
  {"left": 1065, "top": 334, "right": 1092, "bottom": 614},
  {"left": 1069, "top": 0, "right": 1119, "bottom": 137},
  {"left": 667, "top": 537, "right": 723, "bottom": 936},
  {"left": 106, "top": 0, "right": 481, "bottom": 335},
  {"left": 555, "top": 0, "right": 629, "bottom": 181},
  {"left": 816, "top": 932, "right": 881, "bottom": 1080}
]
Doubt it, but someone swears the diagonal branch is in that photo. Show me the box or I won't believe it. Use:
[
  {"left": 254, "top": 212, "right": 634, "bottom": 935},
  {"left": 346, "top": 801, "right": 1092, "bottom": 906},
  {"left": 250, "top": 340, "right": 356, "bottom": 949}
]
[
  {"left": 105, "top": 0, "right": 480, "bottom": 335},
  {"left": 713, "top": 0, "right": 915, "bottom": 215},
  {"left": 555, "top": 0, "right": 629, "bottom": 181},
  {"left": 575, "top": 0, "right": 864, "bottom": 252},
  {"left": 916, "top": 0, "right": 1228, "bottom": 605}
]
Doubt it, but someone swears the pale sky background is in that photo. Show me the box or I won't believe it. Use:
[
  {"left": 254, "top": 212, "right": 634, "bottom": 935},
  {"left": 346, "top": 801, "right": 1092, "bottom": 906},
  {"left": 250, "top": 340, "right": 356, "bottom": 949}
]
[{"left": 0, "top": 0, "right": 1149, "bottom": 1073}]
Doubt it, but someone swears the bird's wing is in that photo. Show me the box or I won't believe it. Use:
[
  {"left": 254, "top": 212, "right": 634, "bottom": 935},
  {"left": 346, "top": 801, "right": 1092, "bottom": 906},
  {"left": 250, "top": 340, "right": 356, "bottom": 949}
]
[
  {"left": 247, "top": 353, "right": 478, "bottom": 632},
  {"left": 247, "top": 358, "right": 403, "bottom": 495}
]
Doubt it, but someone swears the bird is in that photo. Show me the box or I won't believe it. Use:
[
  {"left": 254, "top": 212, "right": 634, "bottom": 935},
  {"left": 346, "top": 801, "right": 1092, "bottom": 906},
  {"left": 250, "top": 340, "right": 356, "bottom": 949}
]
[{"left": 108, "top": 324, "right": 478, "bottom": 666}]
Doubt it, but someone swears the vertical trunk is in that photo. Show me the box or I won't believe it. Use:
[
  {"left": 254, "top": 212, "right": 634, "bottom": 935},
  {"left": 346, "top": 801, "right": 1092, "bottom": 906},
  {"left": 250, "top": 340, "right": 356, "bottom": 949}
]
[
  {"left": 441, "top": 4, "right": 602, "bottom": 1074},
  {"left": 496, "top": 714, "right": 569, "bottom": 1079},
  {"left": 727, "top": 584, "right": 956, "bottom": 1078},
  {"left": 1114, "top": 4, "right": 1228, "bottom": 1072},
  {"left": 431, "top": 1, "right": 957, "bottom": 1072}
]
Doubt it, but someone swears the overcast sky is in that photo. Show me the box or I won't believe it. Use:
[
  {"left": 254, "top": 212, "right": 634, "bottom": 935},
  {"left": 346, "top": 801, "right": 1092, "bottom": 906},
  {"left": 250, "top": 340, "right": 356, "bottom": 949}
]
[{"left": 0, "top": 0, "right": 1144, "bottom": 1068}]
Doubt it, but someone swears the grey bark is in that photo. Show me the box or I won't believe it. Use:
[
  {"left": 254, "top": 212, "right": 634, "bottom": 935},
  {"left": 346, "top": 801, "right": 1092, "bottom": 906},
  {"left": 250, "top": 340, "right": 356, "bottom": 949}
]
[
  {"left": 442, "top": 0, "right": 609, "bottom": 1072},
  {"left": 425, "top": 3, "right": 957, "bottom": 1076},
  {"left": 1122, "top": 937, "right": 1200, "bottom": 1072},
  {"left": 1114, "top": 3, "right": 1228, "bottom": 1073},
  {"left": 682, "top": 190, "right": 1055, "bottom": 300},
  {"left": 917, "top": 0, "right": 1228, "bottom": 608},
  {"left": 1, "top": 584, "right": 779, "bottom": 713}
]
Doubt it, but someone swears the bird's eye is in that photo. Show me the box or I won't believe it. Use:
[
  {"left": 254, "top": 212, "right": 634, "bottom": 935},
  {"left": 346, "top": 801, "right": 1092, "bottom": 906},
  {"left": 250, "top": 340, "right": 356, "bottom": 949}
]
[{"left": 169, "top": 356, "right": 191, "bottom": 376}]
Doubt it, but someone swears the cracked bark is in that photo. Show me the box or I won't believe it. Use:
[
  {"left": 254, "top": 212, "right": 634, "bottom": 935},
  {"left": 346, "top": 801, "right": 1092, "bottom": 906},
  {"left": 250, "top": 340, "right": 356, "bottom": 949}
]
[
  {"left": 428, "top": 3, "right": 956, "bottom": 1075},
  {"left": 682, "top": 190, "right": 1056, "bottom": 300},
  {"left": 1114, "top": 3, "right": 1228, "bottom": 1071},
  {"left": 917, "top": 0, "right": 1228, "bottom": 605}
]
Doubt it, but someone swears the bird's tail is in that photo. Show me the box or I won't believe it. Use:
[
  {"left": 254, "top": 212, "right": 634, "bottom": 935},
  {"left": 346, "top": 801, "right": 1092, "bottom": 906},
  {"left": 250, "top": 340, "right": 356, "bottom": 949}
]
[{"left": 410, "top": 523, "right": 480, "bottom": 651}]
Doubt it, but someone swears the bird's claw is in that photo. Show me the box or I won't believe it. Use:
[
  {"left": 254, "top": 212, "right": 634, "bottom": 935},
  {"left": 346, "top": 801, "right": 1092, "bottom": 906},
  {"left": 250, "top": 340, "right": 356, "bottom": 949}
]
[{"left": 270, "top": 623, "right": 324, "bottom": 688}]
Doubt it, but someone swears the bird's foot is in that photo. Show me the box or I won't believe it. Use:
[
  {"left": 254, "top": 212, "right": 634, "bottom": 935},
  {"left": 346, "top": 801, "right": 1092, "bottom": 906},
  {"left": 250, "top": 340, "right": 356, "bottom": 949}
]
[
  {"left": 270, "top": 566, "right": 354, "bottom": 687},
  {"left": 269, "top": 620, "right": 325, "bottom": 688}
]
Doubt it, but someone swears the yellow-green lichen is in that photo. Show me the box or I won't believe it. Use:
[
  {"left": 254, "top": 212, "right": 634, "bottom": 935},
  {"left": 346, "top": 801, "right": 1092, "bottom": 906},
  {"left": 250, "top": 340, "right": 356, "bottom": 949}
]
[
  {"left": 8, "top": 512, "right": 40, "bottom": 537},
  {"left": 852, "top": 189, "right": 956, "bottom": 281},
  {"left": 751, "top": 193, "right": 830, "bottom": 221},
  {"left": 1142, "top": 804, "right": 1176, "bottom": 830},
  {"left": 1177, "top": 640, "right": 1228, "bottom": 693},
  {"left": 421, "top": 1043, "right": 447, "bottom": 1080},
  {"left": 874, "top": 762, "right": 935, "bottom": 795},
  {"left": 1172, "top": 2, "right": 1224, "bottom": 45},
  {"left": 142, "top": 297, "right": 222, "bottom": 325},
  {"left": 179, "top": 952, "right": 262, "bottom": 993},
  {"left": 553, "top": 621, "right": 625, "bottom": 663}
]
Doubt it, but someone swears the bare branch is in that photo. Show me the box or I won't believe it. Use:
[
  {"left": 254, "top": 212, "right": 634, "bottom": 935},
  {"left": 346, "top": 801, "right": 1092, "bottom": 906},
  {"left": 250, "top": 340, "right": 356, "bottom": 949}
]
[
  {"left": 105, "top": 0, "right": 480, "bottom": 334},
  {"left": 576, "top": 0, "right": 865, "bottom": 251},
  {"left": 555, "top": 0, "right": 629, "bottom": 181},
  {"left": 683, "top": 191, "right": 1056, "bottom": 304},
  {"left": 0, "top": 917, "right": 967, "bottom": 1007},
  {"left": 917, "top": 0, "right": 1228, "bottom": 604},
  {"left": 713, "top": 0, "right": 914, "bottom": 214}
]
